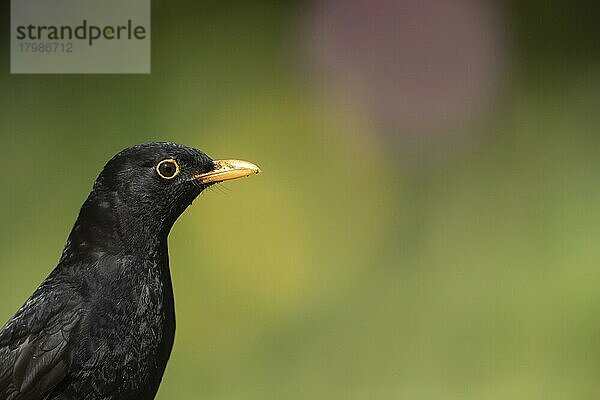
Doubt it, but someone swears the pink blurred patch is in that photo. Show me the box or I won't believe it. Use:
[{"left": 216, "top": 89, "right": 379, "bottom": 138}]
[{"left": 305, "top": 0, "right": 506, "bottom": 135}]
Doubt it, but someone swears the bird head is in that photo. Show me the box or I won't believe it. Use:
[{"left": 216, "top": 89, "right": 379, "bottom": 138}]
[{"left": 63, "top": 142, "right": 260, "bottom": 259}]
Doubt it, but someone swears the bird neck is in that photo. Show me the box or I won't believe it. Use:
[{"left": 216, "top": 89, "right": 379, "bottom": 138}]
[{"left": 59, "top": 190, "right": 176, "bottom": 263}]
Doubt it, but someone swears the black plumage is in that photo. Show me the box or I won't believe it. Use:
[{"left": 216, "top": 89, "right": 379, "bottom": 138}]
[{"left": 0, "top": 142, "right": 260, "bottom": 400}]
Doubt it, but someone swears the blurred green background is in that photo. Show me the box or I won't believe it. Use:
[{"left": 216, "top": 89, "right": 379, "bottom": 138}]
[{"left": 2, "top": 1, "right": 600, "bottom": 398}]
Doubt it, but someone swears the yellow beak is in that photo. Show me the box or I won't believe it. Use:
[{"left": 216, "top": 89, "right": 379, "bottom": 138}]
[{"left": 194, "top": 159, "right": 261, "bottom": 184}]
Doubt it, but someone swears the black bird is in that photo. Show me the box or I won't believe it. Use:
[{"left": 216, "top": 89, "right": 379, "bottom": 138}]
[{"left": 0, "top": 142, "right": 260, "bottom": 400}]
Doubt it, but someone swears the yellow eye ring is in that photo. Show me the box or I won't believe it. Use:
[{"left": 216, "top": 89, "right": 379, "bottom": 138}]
[{"left": 156, "top": 159, "right": 180, "bottom": 179}]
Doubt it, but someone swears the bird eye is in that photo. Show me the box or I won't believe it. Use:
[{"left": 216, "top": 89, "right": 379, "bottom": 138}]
[{"left": 156, "top": 159, "right": 180, "bottom": 179}]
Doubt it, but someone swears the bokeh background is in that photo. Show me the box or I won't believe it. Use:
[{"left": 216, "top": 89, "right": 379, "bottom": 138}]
[{"left": 2, "top": 1, "right": 600, "bottom": 398}]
